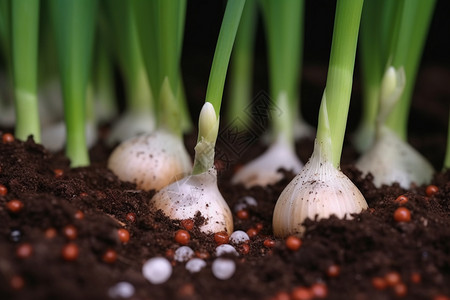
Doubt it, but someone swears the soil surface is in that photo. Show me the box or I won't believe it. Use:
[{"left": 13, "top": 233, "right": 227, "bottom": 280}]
[
  {"left": 0, "top": 120, "right": 449, "bottom": 300},
  {"left": 1, "top": 2, "right": 450, "bottom": 299}
]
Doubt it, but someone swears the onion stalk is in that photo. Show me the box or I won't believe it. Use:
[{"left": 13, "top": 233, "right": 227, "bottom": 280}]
[
  {"left": 273, "top": 0, "right": 367, "bottom": 237},
  {"left": 104, "top": 0, "right": 155, "bottom": 146},
  {"left": 49, "top": 0, "right": 98, "bottom": 167},
  {"left": 445, "top": 109, "right": 450, "bottom": 170},
  {"left": 92, "top": 13, "right": 117, "bottom": 125},
  {"left": 355, "top": 0, "right": 436, "bottom": 188},
  {"left": 108, "top": 0, "right": 191, "bottom": 191},
  {"left": 352, "top": 0, "right": 393, "bottom": 153},
  {"left": 0, "top": 0, "right": 13, "bottom": 127},
  {"left": 226, "top": 0, "right": 257, "bottom": 130},
  {"left": 11, "top": 0, "right": 41, "bottom": 142},
  {"left": 232, "top": 0, "right": 305, "bottom": 188},
  {"left": 151, "top": 0, "right": 245, "bottom": 234}
]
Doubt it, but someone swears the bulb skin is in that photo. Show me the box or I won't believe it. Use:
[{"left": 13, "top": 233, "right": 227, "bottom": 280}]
[
  {"left": 356, "top": 126, "right": 434, "bottom": 189},
  {"left": 232, "top": 136, "right": 303, "bottom": 188},
  {"left": 151, "top": 168, "right": 233, "bottom": 234},
  {"left": 106, "top": 112, "right": 156, "bottom": 146},
  {"left": 273, "top": 140, "right": 368, "bottom": 237},
  {"left": 107, "top": 130, "right": 192, "bottom": 191}
]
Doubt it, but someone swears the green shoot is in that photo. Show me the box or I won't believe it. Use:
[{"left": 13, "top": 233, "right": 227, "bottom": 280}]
[
  {"left": 226, "top": 0, "right": 257, "bottom": 129},
  {"left": 316, "top": 0, "right": 363, "bottom": 168},
  {"left": 385, "top": 0, "right": 436, "bottom": 140},
  {"left": 192, "top": 0, "right": 245, "bottom": 175},
  {"left": 273, "top": 0, "right": 367, "bottom": 237},
  {"left": 11, "top": 0, "right": 40, "bottom": 142},
  {"left": 92, "top": 20, "right": 117, "bottom": 124},
  {"left": 260, "top": 0, "right": 304, "bottom": 143},
  {"left": 353, "top": 0, "right": 387, "bottom": 152},
  {"left": 132, "top": 0, "right": 187, "bottom": 136},
  {"left": 50, "top": 0, "right": 98, "bottom": 167},
  {"left": 105, "top": 0, "right": 153, "bottom": 118},
  {"left": 445, "top": 108, "right": 450, "bottom": 170}
]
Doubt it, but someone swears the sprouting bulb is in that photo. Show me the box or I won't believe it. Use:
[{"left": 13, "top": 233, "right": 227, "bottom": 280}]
[{"left": 107, "top": 129, "right": 192, "bottom": 191}]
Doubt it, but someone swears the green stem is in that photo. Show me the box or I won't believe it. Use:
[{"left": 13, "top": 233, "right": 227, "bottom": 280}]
[
  {"left": 157, "top": 0, "right": 186, "bottom": 135},
  {"left": 226, "top": 0, "right": 257, "bottom": 130},
  {"left": 316, "top": 0, "right": 363, "bottom": 168},
  {"left": 385, "top": 0, "right": 436, "bottom": 140},
  {"left": 105, "top": 0, "right": 153, "bottom": 115},
  {"left": 356, "top": 0, "right": 383, "bottom": 140},
  {"left": 260, "top": 0, "right": 304, "bottom": 143},
  {"left": 0, "top": 0, "right": 11, "bottom": 74},
  {"left": 50, "top": 0, "right": 98, "bottom": 167},
  {"left": 205, "top": 0, "right": 245, "bottom": 117},
  {"left": 132, "top": 0, "right": 186, "bottom": 135},
  {"left": 12, "top": 0, "right": 40, "bottom": 142},
  {"left": 193, "top": 0, "right": 245, "bottom": 175},
  {"left": 445, "top": 108, "right": 450, "bottom": 170},
  {"left": 92, "top": 27, "right": 117, "bottom": 123}
]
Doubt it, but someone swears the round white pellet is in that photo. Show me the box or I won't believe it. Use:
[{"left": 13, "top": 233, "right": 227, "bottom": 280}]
[
  {"left": 229, "top": 230, "right": 250, "bottom": 244},
  {"left": 215, "top": 244, "right": 239, "bottom": 257},
  {"left": 108, "top": 281, "right": 135, "bottom": 298},
  {"left": 233, "top": 196, "right": 258, "bottom": 212},
  {"left": 142, "top": 257, "right": 172, "bottom": 284},
  {"left": 174, "top": 246, "right": 195, "bottom": 262},
  {"left": 212, "top": 258, "right": 236, "bottom": 280},
  {"left": 185, "top": 258, "right": 207, "bottom": 273}
]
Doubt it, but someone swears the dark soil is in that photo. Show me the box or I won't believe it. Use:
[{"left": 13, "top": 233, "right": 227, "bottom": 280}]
[
  {"left": 0, "top": 117, "right": 449, "bottom": 300},
  {"left": 1, "top": 2, "right": 450, "bottom": 299}
]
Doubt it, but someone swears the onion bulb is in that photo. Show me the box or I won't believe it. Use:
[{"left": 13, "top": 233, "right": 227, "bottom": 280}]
[
  {"left": 356, "top": 66, "right": 435, "bottom": 189},
  {"left": 232, "top": 135, "right": 303, "bottom": 188},
  {"left": 151, "top": 167, "right": 233, "bottom": 234},
  {"left": 107, "top": 129, "right": 192, "bottom": 191},
  {"left": 273, "top": 140, "right": 368, "bottom": 237}
]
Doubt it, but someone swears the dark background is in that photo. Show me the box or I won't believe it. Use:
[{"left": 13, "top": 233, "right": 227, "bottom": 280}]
[{"left": 181, "top": 0, "right": 450, "bottom": 139}]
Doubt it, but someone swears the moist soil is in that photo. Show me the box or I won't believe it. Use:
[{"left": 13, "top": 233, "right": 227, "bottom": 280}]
[
  {"left": 1, "top": 2, "right": 450, "bottom": 299},
  {"left": 0, "top": 117, "right": 449, "bottom": 300}
]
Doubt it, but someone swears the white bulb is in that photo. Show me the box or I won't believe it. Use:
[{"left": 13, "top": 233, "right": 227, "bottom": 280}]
[
  {"left": 356, "top": 126, "right": 434, "bottom": 189},
  {"left": 174, "top": 246, "right": 195, "bottom": 262},
  {"left": 151, "top": 167, "right": 233, "bottom": 234},
  {"left": 185, "top": 258, "right": 207, "bottom": 273},
  {"left": 273, "top": 140, "right": 368, "bottom": 237},
  {"left": 212, "top": 258, "right": 236, "bottom": 280},
  {"left": 232, "top": 135, "right": 302, "bottom": 188},
  {"left": 142, "top": 257, "right": 172, "bottom": 284},
  {"left": 233, "top": 196, "right": 257, "bottom": 212},
  {"left": 108, "top": 282, "right": 135, "bottom": 299},
  {"left": 107, "top": 129, "right": 192, "bottom": 191},
  {"left": 106, "top": 112, "right": 156, "bottom": 146},
  {"left": 229, "top": 231, "right": 249, "bottom": 244},
  {"left": 215, "top": 244, "right": 239, "bottom": 257}
]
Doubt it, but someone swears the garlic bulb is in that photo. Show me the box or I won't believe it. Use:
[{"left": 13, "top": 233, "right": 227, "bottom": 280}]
[
  {"left": 151, "top": 167, "right": 233, "bottom": 234},
  {"left": 107, "top": 129, "right": 192, "bottom": 191},
  {"left": 356, "top": 66, "right": 435, "bottom": 189},
  {"left": 231, "top": 135, "right": 303, "bottom": 188},
  {"left": 273, "top": 140, "right": 368, "bottom": 237},
  {"left": 106, "top": 111, "right": 156, "bottom": 146},
  {"left": 356, "top": 126, "right": 434, "bottom": 189}
]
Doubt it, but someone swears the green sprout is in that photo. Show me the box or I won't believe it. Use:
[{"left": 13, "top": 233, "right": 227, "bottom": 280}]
[
  {"left": 11, "top": 0, "right": 40, "bottom": 142},
  {"left": 104, "top": 0, "right": 154, "bottom": 145},
  {"left": 50, "top": 0, "right": 98, "bottom": 167},
  {"left": 273, "top": 0, "right": 368, "bottom": 237},
  {"left": 151, "top": 0, "right": 246, "bottom": 234},
  {"left": 231, "top": 0, "right": 305, "bottom": 188},
  {"left": 107, "top": 0, "right": 192, "bottom": 192},
  {"left": 355, "top": 0, "right": 437, "bottom": 189},
  {"left": 226, "top": 0, "right": 257, "bottom": 130}
]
